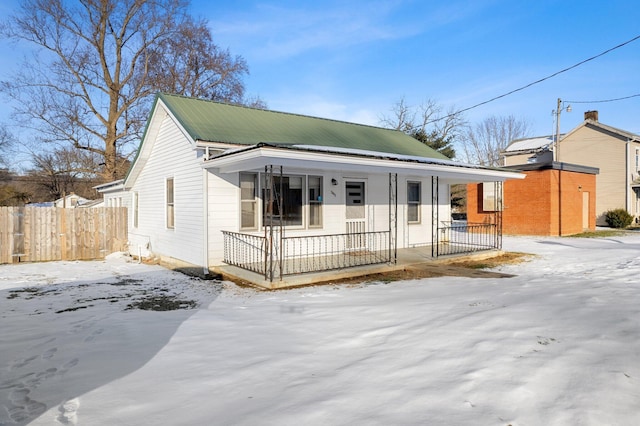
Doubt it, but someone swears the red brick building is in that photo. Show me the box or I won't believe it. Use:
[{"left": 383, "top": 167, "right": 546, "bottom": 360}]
[{"left": 467, "top": 162, "right": 598, "bottom": 236}]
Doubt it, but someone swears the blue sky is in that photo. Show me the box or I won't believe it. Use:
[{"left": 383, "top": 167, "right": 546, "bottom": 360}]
[
  {"left": 1, "top": 0, "right": 639, "bottom": 157},
  {"left": 196, "top": 0, "right": 640, "bottom": 137}
]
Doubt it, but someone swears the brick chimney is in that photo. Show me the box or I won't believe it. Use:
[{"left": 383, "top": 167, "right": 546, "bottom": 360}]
[{"left": 584, "top": 110, "right": 598, "bottom": 121}]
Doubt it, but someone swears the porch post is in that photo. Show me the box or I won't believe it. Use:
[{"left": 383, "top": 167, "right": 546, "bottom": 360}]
[
  {"left": 388, "top": 173, "right": 397, "bottom": 264},
  {"left": 264, "top": 165, "right": 273, "bottom": 281},
  {"left": 431, "top": 176, "right": 439, "bottom": 257}
]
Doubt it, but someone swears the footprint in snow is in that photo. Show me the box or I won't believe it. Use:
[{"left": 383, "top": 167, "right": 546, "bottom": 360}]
[
  {"left": 57, "top": 398, "right": 80, "bottom": 425},
  {"left": 10, "top": 355, "right": 39, "bottom": 370},
  {"left": 59, "top": 358, "right": 79, "bottom": 375},
  {"left": 42, "top": 347, "right": 58, "bottom": 360},
  {"left": 84, "top": 328, "right": 104, "bottom": 342}
]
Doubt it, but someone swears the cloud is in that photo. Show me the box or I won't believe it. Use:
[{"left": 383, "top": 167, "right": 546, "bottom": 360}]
[{"left": 211, "top": 1, "right": 425, "bottom": 59}]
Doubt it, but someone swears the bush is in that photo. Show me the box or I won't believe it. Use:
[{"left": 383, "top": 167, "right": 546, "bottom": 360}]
[{"left": 604, "top": 208, "right": 633, "bottom": 228}]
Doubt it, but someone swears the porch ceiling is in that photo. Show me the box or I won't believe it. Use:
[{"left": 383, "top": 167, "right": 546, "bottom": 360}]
[{"left": 202, "top": 144, "right": 524, "bottom": 183}]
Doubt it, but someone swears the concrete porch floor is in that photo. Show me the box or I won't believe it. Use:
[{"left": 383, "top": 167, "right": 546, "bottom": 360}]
[{"left": 214, "top": 246, "right": 513, "bottom": 290}]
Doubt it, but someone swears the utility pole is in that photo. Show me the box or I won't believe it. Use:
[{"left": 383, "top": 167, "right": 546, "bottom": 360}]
[{"left": 553, "top": 98, "right": 571, "bottom": 162}]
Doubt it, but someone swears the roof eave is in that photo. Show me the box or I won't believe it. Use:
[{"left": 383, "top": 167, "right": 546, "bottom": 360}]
[{"left": 203, "top": 145, "right": 524, "bottom": 183}]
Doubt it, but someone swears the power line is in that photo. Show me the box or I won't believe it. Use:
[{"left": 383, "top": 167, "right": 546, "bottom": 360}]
[
  {"left": 565, "top": 93, "right": 640, "bottom": 104},
  {"left": 428, "top": 34, "right": 640, "bottom": 124}
]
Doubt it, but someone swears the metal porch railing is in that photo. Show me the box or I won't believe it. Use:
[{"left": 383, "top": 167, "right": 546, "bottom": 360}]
[
  {"left": 433, "top": 221, "right": 501, "bottom": 257},
  {"left": 222, "top": 230, "right": 391, "bottom": 281}
]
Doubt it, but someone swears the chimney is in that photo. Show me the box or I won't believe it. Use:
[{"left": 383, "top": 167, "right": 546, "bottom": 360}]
[{"left": 584, "top": 110, "right": 598, "bottom": 121}]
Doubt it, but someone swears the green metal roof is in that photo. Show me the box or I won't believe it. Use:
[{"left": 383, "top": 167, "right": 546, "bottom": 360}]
[{"left": 158, "top": 93, "right": 450, "bottom": 160}]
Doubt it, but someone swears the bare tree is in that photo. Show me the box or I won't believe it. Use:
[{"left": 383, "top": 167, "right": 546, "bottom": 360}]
[
  {"left": 146, "top": 16, "right": 249, "bottom": 103},
  {"left": 27, "top": 146, "right": 102, "bottom": 201},
  {"left": 380, "top": 98, "right": 466, "bottom": 159},
  {"left": 1, "top": 0, "right": 253, "bottom": 181},
  {"left": 461, "top": 115, "right": 530, "bottom": 167},
  {"left": 0, "top": 127, "right": 14, "bottom": 168}
]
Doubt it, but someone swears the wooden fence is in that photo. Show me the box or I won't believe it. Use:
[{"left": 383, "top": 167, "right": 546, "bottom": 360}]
[{"left": 0, "top": 207, "right": 127, "bottom": 264}]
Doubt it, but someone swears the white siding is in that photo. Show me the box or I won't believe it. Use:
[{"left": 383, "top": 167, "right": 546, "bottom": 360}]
[
  {"left": 205, "top": 168, "right": 448, "bottom": 266},
  {"left": 129, "top": 115, "right": 204, "bottom": 266},
  {"left": 207, "top": 171, "right": 240, "bottom": 264}
]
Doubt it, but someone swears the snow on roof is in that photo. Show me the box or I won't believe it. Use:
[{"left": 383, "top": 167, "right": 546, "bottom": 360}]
[
  {"left": 215, "top": 142, "right": 498, "bottom": 171},
  {"left": 504, "top": 135, "right": 555, "bottom": 153}
]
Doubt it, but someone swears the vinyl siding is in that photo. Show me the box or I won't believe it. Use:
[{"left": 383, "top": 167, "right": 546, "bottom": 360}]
[
  {"left": 561, "top": 126, "right": 627, "bottom": 224},
  {"left": 205, "top": 169, "right": 447, "bottom": 266},
  {"left": 129, "top": 115, "right": 204, "bottom": 266}
]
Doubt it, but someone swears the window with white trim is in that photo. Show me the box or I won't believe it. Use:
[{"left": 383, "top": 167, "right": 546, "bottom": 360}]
[
  {"left": 240, "top": 173, "right": 258, "bottom": 229},
  {"left": 407, "top": 181, "right": 421, "bottom": 223},
  {"left": 166, "top": 177, "right": 175, "bottom": 228},
  {"left": 482, "top": 182, "right": 503, "bottom": 211},
  {"left": 262, "top": 175, "right": 304, "bottom": 227},
  {"left": 308, "top": 176, "right": 323, "bottom": 227}
]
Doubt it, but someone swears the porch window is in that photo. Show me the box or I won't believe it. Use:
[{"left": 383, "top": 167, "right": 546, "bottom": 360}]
[
  {"left": 166, "top": 178, "right": 174, "bottom": 229},
  {"left": 407, "top": 181, "right": 421, "bottom": 223},
  {"left": 482, "top": 182, "right": 503, "bottom": 211},
  {"left": 240, "top": 173, "right": 258, "bottom": 229},
  {"left": 262, "top": 175, "right": 304, "bottom": 227},
  {"left": 308, "top": 176, "right": 323, "bottom": 227}
]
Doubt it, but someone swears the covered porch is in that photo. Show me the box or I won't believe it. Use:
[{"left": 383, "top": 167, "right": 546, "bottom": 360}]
[
  {"left": 204, "top": 143, "right": 517, "bottom": 289},
  {"left": 217, "top": 239, "right": 508, "bottom": 289}
]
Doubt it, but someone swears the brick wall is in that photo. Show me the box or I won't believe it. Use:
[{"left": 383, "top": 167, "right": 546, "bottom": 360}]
[{"left": 467, "top": 168, "right": 596, "bottom": 236}]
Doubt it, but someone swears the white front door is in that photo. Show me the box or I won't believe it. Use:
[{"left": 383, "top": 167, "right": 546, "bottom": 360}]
[{"left": 345, "top": 181, "right": 366, "bottom": 248}]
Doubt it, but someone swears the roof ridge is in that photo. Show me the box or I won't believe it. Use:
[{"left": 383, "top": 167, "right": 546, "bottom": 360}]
[{"left": 158, "top": 92, "right": 399, "bottom": 133}]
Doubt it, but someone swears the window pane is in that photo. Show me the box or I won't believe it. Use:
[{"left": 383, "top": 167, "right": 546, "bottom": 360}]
[
  {"left": 482, "top": 182, "right": 503, "bottom": 211},
  {"left": 166, "top": 178, "right": 174, "bottom": 228},
  {"left": 309, "top": 176, "right": 322, "bottom": 227},
  {"left": 408, "top": 204, "right": 418, "bottom": 222},
  {"left": 309, "top": 203, "right": 321, "bottom": 227},
  {"left": 309, "top": 176, "right": 322, "bottom": 201},
  {"left": 240, "top": 174, "right": 256, "bottom": 200},
  {"left": 408, "top": 182, "right": 420, "bottom": 202},
  {"left": 133, "top": 192, "right": 139, "bottom": 228},
  {"left": 167, "top": 205, "right": 175, "bottom": 228},
  {"left": 241, "top": 201, "right": 256, "bottom": 228},
  {"left": 262, "top": 175, "right": 303, "bottom": 226},
  {"left": 167, "top": 178, "right": 174, "bottom": 204}
]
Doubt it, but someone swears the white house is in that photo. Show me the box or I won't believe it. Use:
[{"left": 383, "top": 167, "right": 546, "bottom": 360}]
[
  {"left": 109, "top": 94, "right": 523, "bottom": 288},
  {"left": 53, "top": 192, "right": 90, "bottom": 208}
]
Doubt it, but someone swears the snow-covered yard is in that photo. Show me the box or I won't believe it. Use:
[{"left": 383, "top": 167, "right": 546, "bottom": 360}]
[{"left": 1, "top": 234, "right": 639, "bottom": 425}]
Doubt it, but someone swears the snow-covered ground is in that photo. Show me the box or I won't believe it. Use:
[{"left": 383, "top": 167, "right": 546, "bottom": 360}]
[{"left": 1, "top": 234, "right": 639, "bottom": 426}]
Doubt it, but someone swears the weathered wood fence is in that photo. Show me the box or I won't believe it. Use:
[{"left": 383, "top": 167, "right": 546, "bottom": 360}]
[{"left": 0, "top": 207, "right": 127, "bottom": 264}]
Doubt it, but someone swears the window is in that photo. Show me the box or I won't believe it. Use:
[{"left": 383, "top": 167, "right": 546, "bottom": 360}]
[
  {"left": 482, "top": 182, "right": 503, "bottom": 211},
  {"left": 407, "top": 181, "right": 421, "bottom": 223},
  {"left": 133, "top": 191, "right": 139, "bottom": 228},
  {"left": 308, "top": 176, "right": 323, "bottom": 227},
  {"left": 262, "top": 175, "right": 304, "bottom": 227},
  {"left": 166, "top": 177, "right": 174, "bottom": 228},
  {"left": 240, "top": 173, "right": 258, "bottom": 229}
]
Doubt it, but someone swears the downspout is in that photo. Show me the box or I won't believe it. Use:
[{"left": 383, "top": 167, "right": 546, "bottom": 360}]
[{"left": 202, "top": 167, "right": 210, "bottom": 277}]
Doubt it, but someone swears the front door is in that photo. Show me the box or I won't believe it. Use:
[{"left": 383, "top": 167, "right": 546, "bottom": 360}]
[
  {"left": 582, "top": 191, "right": 590, "bottom": 229},
  {"left": 345, "top": 181, "right": 366, "bottom": 248}
]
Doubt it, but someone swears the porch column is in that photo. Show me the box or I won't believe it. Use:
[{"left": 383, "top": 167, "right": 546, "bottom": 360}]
[
  {"left": 431, "top": 176, "right": 439, "bottom": 257},
  {"left": 389, "top": 173, "right": 397, "bottom": 263}
]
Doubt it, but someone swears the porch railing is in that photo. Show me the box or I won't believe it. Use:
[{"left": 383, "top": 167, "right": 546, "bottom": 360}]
[
  {"left": 433, "top": 221, "right": 500, "bottom": 257},
  {"left": 281, "top": 231, "right": 390, "bottom": 275},
  {"left": 222, "top": 231, "right": 267, "bottom": 275},
  {"left": 222, "top": 230, "right": 391, "bottom": 281}
]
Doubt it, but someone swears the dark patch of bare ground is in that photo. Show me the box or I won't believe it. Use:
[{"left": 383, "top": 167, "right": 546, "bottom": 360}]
[
  {"left": 226, "top": 252, "right": 531, "bottom": 290},
  {"left": 352, "top": 252, "right": 530, "bottom": 284}
]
